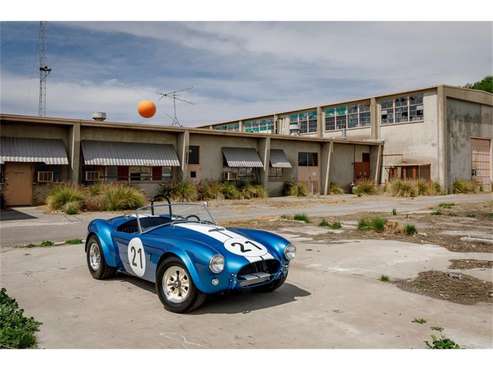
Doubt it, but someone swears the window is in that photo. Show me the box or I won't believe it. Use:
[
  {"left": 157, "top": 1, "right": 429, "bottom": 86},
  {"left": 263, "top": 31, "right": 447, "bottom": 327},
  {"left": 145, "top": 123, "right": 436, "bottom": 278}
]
[
  {"left": 163, "top": 167, "right": 173, "bottom": 178},
  {"left": 380, "top": 94, "right": 424, "bottom": 124},
  {"left": 336, "top": 106, "right": 348, "bottom": 130},
  {"left": 106, "top": 166, "right": 118, "bottom": 181},
  {"left": 190, "top": 171, "right": 197, "bottom": 178},
  {"left": 214, "top": 122, "right": 240, "bottom": 131},
  {"left": 129, "top": 166, "right": 152, "bottom": 181},
  {"left": 37, "top": 171, "right": 54, "bottom": 183},
  {"left": 243, "top": 118, "right": 274, "bottom": 133},
  {"left": 324, "top": 108, "right": 336, "bottom": 131},
  {"left": 188, "top": 145, "right": 200, "bottom": 164},
  {"left": 290, "top": 111, "right": 318, "bottom": 134},
  {"left": 85, "top": 171, "right": 101, "bottom": 182},
  {"left": 325, "top": 103, "right": 371, "bottom": 131},
  {"left": 298, "top": 152, "right": 318, "bottom": 167},
  {"left": 359, "top": 104, "right": 371, "bottom": 126},
  {"left": 269, "top": 167, "right": 283, "bottom": 178}
]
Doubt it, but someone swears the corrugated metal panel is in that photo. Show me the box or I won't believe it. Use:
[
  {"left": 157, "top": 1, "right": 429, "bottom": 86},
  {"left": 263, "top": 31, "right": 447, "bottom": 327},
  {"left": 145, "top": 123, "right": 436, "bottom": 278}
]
[
  {"left": 270, "top": 149, "right": 292, "bottom": 168},
  {"left": 81, "top": 140, "right": 180, "bottom": 167},
  {"left": 0, "top": 137, "right": 68, "bottom": 165},
  {"left": 222, "top": 147, "right": 263, "bottom": 168}
]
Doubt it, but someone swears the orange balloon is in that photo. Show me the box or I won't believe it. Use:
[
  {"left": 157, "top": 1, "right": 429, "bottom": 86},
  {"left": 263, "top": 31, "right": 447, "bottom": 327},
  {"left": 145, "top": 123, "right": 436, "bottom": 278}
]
[{"left": 137, "top": 100, "right": 156, "bottom": 118}]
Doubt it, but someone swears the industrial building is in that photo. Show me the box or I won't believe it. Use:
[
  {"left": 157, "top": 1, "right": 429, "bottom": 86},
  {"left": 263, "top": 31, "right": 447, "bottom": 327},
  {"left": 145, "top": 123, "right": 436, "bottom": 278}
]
[{"left": 0, "top": 84, "right": 491, "bottom": 206}]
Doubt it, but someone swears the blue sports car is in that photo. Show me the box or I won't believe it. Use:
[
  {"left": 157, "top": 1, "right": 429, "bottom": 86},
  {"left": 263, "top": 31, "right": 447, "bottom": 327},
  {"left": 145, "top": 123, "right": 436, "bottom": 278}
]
[{"left": 85, "top": 199, "right": 295, "bottom": 313}]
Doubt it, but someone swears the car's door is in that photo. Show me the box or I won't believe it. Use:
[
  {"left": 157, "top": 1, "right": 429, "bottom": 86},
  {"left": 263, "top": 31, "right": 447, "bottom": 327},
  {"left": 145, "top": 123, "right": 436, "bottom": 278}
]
[{"left": 112, "top": 219, "right": 146, "bottom": 278}]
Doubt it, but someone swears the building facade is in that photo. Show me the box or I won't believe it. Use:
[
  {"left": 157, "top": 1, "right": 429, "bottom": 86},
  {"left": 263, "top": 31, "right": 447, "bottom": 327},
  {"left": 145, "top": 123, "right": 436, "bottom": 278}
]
[{"left": 201, "top": 85, "right": 493, "bottom": 192}]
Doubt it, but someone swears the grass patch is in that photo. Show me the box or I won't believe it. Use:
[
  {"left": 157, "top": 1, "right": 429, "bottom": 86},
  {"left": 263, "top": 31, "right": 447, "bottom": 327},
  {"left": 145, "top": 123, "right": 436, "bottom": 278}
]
[
  {"left": 40, "top": 240, "right": 54, "bottom": 247},
  {"left": 453, "top": 179, "right": 480, "bottom": 194},
  {"left": 431, "top": 208, "right": 442, "bottom": 216},
  {"left": 412, "top": 318, "right": 427, "bottom": 324},
  {"left": 0, "top": 288, "right": 42, "bottom": 348},
  {"left": 358, "top": 217, "right": 386, "bottom": 232},
  {"left": 379, "top": 275, "right": 390, "bottom": 282},
  {"left": 430, "top": 326, "right": 444, "bottom": 332},
  {"left": 404, "top": 224, "right": 417, "bottom": 235},
  {"left": 438, "top": 202, "right": 455, "bottom": 209},
  {"left": 425, "top": 334, "right": 460, "bottom": 349},
  {"left": 65, "top": 239, "right": 83, "bottom": 245},
  {"left": 352, "top": 179, "right": 378, "bottom": 196},
  {"left": 385, "top": 180, "right": 442, "bottom": 197},
  {"left": 294, "top": 213, "right": 310, "bottom": 223},
  {"left": 319, "top": 219, "right": 342, "bottom": 229}
]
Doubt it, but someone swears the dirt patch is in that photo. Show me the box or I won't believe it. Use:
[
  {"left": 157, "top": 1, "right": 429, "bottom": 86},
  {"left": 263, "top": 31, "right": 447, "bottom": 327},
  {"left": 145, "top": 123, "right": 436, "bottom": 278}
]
[
  {"left": 448, "top": 259, "right": 493, "bottom": 270},
  {"left": 395, "top": 271, "right": 493, "bottom": 305}
]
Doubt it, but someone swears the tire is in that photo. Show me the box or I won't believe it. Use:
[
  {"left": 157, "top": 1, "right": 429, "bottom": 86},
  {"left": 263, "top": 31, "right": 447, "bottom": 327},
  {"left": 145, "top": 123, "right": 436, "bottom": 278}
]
[
  {"left": 253, "top": 272, "right": 288, "bottom": 293},
  {"left": 86, "top": 235, "right": 116, "bottom": 280},
  {"left": 156, "top": 257, "right": 206, "bottom": 313}
]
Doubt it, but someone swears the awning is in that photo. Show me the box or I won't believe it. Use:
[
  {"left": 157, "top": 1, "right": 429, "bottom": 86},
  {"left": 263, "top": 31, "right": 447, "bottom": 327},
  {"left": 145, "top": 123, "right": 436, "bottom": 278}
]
[
  {"left": 0, "top": 137, "right": 68, "bottom": 165},
  {"left": 222, "top": 147, "right": 263, "bottom": 168},
  {"left": 270, "top": 149, "right": 292, "bottom": 168},
  {"left": 81, "top": 140, "right": 180, "bottom": 167}
]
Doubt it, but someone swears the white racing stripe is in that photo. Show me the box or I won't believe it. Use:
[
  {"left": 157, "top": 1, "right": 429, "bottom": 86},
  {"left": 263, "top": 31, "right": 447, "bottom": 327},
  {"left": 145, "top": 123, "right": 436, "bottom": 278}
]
[{"left": 175, "top": 223, "right": 274, "bottom": 263}]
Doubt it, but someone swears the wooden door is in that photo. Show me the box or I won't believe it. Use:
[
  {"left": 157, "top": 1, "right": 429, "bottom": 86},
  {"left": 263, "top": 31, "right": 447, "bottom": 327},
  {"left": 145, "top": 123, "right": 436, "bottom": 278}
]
[
  {"left": 354, "top": 162, "right": 370, "bottom": 181},
  {"left": 471, "top": 138, "right": 491, "bottom": 189},
  {"left": 4, "top": 162, "right": 33, "bottom": 206}
]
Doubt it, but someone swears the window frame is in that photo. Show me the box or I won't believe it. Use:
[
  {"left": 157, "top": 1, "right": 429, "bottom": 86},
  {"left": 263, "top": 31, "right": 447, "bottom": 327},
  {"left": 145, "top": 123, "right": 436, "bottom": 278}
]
[{"left": 188, "top": 145, "right": 200, "bottom": 165}]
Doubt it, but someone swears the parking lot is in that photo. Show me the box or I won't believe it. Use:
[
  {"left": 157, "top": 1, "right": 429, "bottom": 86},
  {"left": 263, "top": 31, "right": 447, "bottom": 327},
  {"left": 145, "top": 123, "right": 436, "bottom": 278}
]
[{"left": 1, "top": 194, "right": 492, "bottom": 348}]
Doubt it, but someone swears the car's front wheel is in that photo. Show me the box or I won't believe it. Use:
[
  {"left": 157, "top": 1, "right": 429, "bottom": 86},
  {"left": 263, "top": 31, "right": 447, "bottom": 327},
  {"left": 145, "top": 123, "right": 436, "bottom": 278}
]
[
  {"left": 156, "top": 257, "right": 206, "bottom": 313},
  {"left": 86, "top": 235, "right": 116, "bottom": 279}
]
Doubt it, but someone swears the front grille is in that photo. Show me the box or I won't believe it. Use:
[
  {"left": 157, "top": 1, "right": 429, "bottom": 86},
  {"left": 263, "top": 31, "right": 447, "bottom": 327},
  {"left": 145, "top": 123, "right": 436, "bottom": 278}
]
[{"left": 238, "top": 259, "right": 280, "bottom": 277}]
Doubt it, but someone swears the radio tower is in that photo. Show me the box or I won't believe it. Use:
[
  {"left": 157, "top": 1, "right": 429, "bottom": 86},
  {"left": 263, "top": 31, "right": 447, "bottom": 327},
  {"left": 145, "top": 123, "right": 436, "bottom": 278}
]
[{"left": 38, "top": 21, "right": 51, "bottom": 116}]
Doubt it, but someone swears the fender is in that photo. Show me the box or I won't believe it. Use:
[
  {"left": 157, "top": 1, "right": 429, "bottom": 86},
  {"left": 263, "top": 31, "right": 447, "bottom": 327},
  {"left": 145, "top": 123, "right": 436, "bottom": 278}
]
[{"left": 87, "top": 219, "right": 121, "bottom": 267}]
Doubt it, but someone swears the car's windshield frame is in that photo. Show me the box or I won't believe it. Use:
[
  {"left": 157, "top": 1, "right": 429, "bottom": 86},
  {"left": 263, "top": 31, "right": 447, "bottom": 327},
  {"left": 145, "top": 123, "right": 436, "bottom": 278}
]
[{"left": 132, "top": 200, "right": 216, "bottom": 234}]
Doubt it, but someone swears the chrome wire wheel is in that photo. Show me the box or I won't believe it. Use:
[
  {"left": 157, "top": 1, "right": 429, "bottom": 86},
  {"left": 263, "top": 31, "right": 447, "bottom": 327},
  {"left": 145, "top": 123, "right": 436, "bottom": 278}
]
[
  {"left": 89, "top": 242, "right": 101, "bottom": 271},
  {"left": 162, "top": 266, "right": 190, "bottom": 304}
]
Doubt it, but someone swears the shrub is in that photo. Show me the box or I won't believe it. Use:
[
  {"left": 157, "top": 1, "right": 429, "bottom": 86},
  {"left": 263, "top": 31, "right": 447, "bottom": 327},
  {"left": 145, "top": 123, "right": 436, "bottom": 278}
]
[
  {"left": 386, "top": 179, "right": 442, "bottom": 197},
  {"left": 87, "top": 183, "right": 104, "bottom": 196},
  {"left": 358, "top": 217, "right": 386, "bottom": 232},
  {"left": 329, "top": 182, "right": 344, "bottom": 195},
  {"left": 404, "top": 224, "right": 417, "bottom": 235},
  {"left": 221, "top": 182, "right": 241, "bottom": 200},
  {"left": 84, "top": 194, "right": 108, "bottom": 211},
  {"left": 453, "top": 179, "right": 480, "bottom": 194},
  {"left": 294, "top": 213, "right": 310, "bottom": 223},
  {"left": 103, "top": 184, "right": 145, "bottom": 211},
  {"left": 425, "top": 334, "right": 460, "bottom": 349},
  {"left": 0, "top": 288, "right": 42, "bottom": 348},
  {"left": 353, "top": 179, "right": 377, "bottom": 195},
  {"left": 197, "top": 180, "right": 223, "bottom": 200},
  {"left": 240, "top": 184, "right": 266, "bottom": 199},
  {"left": 379, "top": 275, "right": 390, "bottom": 282},
  {"left": 47, "top": 184, "right": 85, "bottom": 211},
  {"left": 283, "top": 180, "right": 308, "bottom": 197},
  {"left": 392, "top": 208, "right": 397, "bottom": 215},
  {"left": 171, "top": 180, "right": 198, "bottom": 201},
  {"left": 63, "top": 200, "right": 81, "bottom": 215}
]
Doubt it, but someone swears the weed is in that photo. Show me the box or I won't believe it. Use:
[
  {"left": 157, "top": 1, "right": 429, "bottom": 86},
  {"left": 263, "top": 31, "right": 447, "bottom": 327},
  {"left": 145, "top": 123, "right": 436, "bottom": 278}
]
[
  {"left": 353, "top": 179, "right": 378, "bottom": 195},
  {"left": 379, "top": 275, "right": 390, "bottom": 282},
  {"left": 329, "top": 182, "right": 344, "bottom": 195},
  {"left": 404, "top": 224, "right": 417, "bottom": 235},
  {"left": 240, "top": 183, "right": 266, "bottom": 199},
  {"left": 392, "top": 208, "right": 397, "bottom": 216},
  {"left": 466, "top": 213, "right": 476, "bottom": 218},
  {"left": 47, "top": 184, "right": 85, "bottom": 211},
  {"left": 358, "top": 217, "right": 386, "bottom": 232},
  {"left": 319, "top": 219, "right": 329, "bottom": 227},
  {"left": 453, "top": 179, "right": 480, "bottom": 194},
  {"left": 0, "top": 288, "right": 42, "bottom": 348},
  {"left": 197, "top": 180, "right": 223, "bottom": 200},
  {"left": 430, "top": 326, "right": 444, "bottom": 332},
  {"left": 425, "top": 334, "right": 460, "bottom": 349},
  {"left": 65, "top": 239, "right": 83, "bottom": 245},
  {"left": 329, "top": 221, "right": 342, "bottom": 229},
  {"left": 438, "top": 202, "right": 455, "bottom": 209},
  {"left": 294, "top": 213, "right": 310, "bottom": 223},
  {"left": 431, "top": 209, "right": 442, "bottom": 216},
  {"left": 63, "top": 200, "right": 81, "bottom": 215},
  {"left": 283, "top": 181, "right": 308, "bottom": 197},
  {"left": 412, "top": 318, "right": 427, "bottom": 324},
  {"left": 221, "top": 182, "right": 241, "bottom": 200},
  {"left": 103, "top": 184, "right": 145, "bottom": 211},
  {"left": 40, "top": 240, "right": 54, "bottom": 247}
]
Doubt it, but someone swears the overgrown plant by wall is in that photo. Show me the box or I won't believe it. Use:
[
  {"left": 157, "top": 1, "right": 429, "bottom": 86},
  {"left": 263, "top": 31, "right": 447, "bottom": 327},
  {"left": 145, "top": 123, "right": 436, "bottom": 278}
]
[
  {"left": 282, "top": 180, "right": 308, "bottom": 197},
  {"left": 453, "top": 179, "right": 481, "bottom": 194},
  {"left": 385, "top": 179, "right": 442, "bottom": 197}
]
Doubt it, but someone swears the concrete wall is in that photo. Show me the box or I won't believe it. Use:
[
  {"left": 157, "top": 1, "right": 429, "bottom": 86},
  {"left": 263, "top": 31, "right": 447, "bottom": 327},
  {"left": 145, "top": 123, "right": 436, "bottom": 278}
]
[
  {"left": 379, "top": 91, "right": 439, "bottom": 183},
  {"left": 446, "top": 98, "right": 493, "bottom": 190},
  {"left": 1, "top": 122, "right": 71, "bottom": 149},
  {"left": 80, "top": 126, "right": 178, "bottom": 145}
]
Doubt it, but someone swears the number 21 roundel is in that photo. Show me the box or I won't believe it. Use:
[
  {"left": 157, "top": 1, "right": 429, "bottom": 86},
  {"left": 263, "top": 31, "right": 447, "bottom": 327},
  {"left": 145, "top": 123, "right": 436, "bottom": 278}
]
[
  {"left": 127, "top": 238, "right": 146, "bottom": 277},
  {"left": 224, "top": 238, "right": 267, "bottom": 258}
]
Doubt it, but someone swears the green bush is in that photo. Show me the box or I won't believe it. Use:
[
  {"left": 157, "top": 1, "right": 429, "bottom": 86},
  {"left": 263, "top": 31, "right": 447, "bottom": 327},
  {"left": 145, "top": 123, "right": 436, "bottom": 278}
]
[
  {"left": 84, "top": 194, "right": 108, "bottom": 211},
  {"left": 294, "top": 213, "right": 310, "bottom": 223},
  {"left": 353, "top": 179, "right": 377, "bottom": 195},
  {"left": 0, "top": 288, "right": 41, "bottom": 348},
  {"left": 197, "top": 180, "right": 223, "bottom": 200},
  {"left": 169, "top": 180, "right": 198, "bottom": 202},
  {"left": 63, "top": 200, "right": 81, "bottom": 215},
  {"left": 240, "top": 184, "right": 266, "bottom": 199},
  {"left": 47, "top": 184, "right": 85, "bottom": 211},
  {"left": 221, "top": 182, "right": 241, "bottom": 199},
  {"left": 103, "top": 184, "right": 145, "bottom": 211},
  {"left": 425, "top": 334, "right": 460, "bottom": 349},
  {"left": 379, "top": 275, "right": 390, "bottom": 282},
  {"left": 453, "top": 179, "right": 480, "bottom": 194},
  {"left": 283, "top": 180, "right": 308, "bottom": 197},
  {"left": 358, "top": 217, "right": 386, "bottom": 232},
  {"left": 329, "top": 182, "right": 344, "bottom": 195},
  {"left": 404, "top": 224, "right": 417, "bottom": 235}
]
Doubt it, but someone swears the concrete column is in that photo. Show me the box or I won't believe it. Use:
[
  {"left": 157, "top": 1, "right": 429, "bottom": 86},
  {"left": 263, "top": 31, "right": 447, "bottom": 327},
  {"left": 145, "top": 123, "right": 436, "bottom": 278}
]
[
  {"left": 437, "top": 86, "right": 448, "bottom": 191},
  {"left": 69, "top": 123, "right": 81, "bottom": 184},
  {"left": 238, "top": 120, "right": 243, "bottom": 132},
  {"left": 177, "top": 130, "right": 189, "bottom": 181},
  {"left": 320, "top": 141, "right": 334, "bottom": 195},
  {"left": 370, "top": 97, "right": 379, "bottom": 140},
  {"left": 273, "top": 114, "right": 278, "bottom": 134},
  {"left": 317, "top": 106, "right": 324, "bottom": 138},
  {"left": 257, "top": 137, "right": 271, "bottom": 190},
  {"left": 374, "top": 144, "right": 383, "bottom": 185}
]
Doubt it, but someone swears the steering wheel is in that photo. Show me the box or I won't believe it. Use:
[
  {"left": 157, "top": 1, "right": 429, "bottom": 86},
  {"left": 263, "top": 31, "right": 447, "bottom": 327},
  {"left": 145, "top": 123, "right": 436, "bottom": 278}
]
[{"left": 186, "top": 214, "right": 201, "bottom": 222}]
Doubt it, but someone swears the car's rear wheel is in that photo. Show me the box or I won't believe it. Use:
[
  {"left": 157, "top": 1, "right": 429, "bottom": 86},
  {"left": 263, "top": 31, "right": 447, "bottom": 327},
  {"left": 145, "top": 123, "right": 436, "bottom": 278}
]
[
  {"left": 156, "top": 257, "right": 206, "bottom": 313},
  {"left": 86, "top": 235, "right": 116, "bottom": 279}
]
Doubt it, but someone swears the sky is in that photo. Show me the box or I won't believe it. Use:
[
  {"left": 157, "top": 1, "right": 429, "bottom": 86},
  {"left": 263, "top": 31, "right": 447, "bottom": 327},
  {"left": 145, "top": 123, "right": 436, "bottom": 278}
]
[{"left": 0, "top": 21, "right": 491, "bottom": 127}]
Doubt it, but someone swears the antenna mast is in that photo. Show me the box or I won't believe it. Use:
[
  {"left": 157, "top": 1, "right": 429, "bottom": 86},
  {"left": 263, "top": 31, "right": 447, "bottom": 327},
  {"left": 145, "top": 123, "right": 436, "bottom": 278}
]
[
  {"left": 158, "top": 87, "right": 194, "bottom": 127},
  {"left": 38, "top": 21, "right": 51, "bottom": 116}
]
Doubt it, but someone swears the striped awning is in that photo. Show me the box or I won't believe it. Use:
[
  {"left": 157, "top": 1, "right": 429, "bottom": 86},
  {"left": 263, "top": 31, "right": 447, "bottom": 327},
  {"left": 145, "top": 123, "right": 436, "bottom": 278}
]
[
  {"left": 81, "top": 140, "right": 180, "bottom": 167},
  {"left": 0, "top": 137, "right": 68, "bottom": 165},
  {"left": 270, "top": 149, "right": 292, "bottom": 168},
  {"left": 222, "top": 147, "right": 264, "bottom": 168}
]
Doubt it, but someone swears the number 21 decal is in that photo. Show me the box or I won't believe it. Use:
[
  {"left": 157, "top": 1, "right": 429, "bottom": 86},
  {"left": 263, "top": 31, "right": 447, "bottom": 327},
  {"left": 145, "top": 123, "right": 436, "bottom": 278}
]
[
  {"left": 127, "top": 238, "right": 146, "bottom": 277},
  {"left": 224, "top": 238, "right": 267, "bottom": 257}
]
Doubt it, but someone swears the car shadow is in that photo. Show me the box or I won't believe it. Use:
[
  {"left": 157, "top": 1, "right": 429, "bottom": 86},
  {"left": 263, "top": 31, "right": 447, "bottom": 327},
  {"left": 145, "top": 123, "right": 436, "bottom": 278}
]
[
  {"left": 114, "top": 273, "right": 157, "bottom": 294},
  {"left": 191, "top": 282, "right": 311, "bottom": 315},
  {"left": 0, "top": 208, "right": 37, "bottom": 221}
]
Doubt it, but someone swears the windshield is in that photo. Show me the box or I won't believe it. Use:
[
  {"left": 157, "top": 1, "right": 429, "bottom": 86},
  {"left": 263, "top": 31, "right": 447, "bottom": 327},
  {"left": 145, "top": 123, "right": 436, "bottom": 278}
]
[{"left": 134, "top": 202, "right": 216, "bottom": 233}]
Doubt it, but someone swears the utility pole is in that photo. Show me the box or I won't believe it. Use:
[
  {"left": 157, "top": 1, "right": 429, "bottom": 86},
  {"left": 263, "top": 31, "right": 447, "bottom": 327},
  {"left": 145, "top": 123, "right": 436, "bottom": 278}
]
[
  {"left": 38, "top": 21, "right": 51, "bottom": 116},
  {"left": 158, "top": 87, "right": 194, "bottom": 127}
]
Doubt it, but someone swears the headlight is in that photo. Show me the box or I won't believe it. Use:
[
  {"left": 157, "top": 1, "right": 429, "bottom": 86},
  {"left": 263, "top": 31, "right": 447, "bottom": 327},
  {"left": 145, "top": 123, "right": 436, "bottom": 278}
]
[
  {"left": 209, "top": 254, "right": 225, "bottom": 273},
  {"left": 284, "top": 243, "right": 296, "bottom": 261}
]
